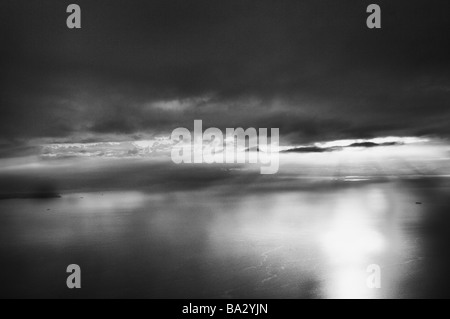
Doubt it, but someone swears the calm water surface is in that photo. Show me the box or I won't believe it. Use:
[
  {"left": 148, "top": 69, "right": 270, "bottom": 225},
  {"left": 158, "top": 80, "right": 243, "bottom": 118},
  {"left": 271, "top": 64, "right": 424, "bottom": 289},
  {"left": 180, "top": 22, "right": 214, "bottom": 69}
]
[{"left": 0, "top": 178, "right": 449, "bottom": 298}]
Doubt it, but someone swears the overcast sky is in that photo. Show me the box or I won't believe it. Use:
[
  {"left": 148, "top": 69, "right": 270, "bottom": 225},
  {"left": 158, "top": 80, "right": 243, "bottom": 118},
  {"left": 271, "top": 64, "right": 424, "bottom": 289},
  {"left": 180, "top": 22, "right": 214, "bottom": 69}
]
[{"left": 1, "top": 0, "right": 449, "bottom": 149}]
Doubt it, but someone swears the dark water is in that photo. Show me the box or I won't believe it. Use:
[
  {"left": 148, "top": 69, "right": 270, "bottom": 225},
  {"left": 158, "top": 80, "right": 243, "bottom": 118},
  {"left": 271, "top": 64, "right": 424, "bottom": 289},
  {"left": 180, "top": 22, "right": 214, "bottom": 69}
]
[{"left": 1, "top": 176, "right": 449, "bottom": 298}]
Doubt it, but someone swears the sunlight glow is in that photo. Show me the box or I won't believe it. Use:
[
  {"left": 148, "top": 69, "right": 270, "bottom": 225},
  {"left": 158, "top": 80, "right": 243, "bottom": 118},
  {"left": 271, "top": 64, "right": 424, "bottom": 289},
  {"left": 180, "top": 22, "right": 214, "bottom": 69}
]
[{"left": 320, "top": 189, "right": 387, "bottom": 298}]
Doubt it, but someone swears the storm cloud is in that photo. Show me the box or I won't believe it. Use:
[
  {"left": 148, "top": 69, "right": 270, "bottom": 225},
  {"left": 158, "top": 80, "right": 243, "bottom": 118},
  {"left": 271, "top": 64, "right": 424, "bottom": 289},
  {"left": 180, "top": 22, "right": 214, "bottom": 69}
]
[{"left": 1, "top": 0, "right": 449, "bottom": 149}]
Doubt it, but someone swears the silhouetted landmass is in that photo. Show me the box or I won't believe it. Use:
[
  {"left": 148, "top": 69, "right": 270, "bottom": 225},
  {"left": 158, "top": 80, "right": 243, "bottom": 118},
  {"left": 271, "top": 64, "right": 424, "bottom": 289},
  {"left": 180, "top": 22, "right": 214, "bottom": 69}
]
[{"left": 0, "top": 192, "right": 61, "bottom": 200}]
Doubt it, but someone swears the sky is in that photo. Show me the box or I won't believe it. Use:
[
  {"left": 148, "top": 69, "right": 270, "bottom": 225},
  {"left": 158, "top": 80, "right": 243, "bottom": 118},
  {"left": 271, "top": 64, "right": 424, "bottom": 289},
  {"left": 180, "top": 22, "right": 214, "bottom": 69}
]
[{"left": 1, "top": 0, "right": 449, "bottom": 155}]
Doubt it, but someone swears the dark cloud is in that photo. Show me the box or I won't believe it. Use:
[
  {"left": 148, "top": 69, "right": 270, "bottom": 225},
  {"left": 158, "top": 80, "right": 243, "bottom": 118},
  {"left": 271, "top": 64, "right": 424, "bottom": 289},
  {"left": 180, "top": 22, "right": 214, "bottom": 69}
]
[
  {"left": 282, "top": 141, "right": 402, "bottom": 153},
  {"left": 1, "top": 0, "right": 449, "bottom": 148},
  {"left": 282, "top": 146, "right": 337, "bottom": 154},
  {"left": 348, "top": 141, "right": 402, "bottom": 148}
]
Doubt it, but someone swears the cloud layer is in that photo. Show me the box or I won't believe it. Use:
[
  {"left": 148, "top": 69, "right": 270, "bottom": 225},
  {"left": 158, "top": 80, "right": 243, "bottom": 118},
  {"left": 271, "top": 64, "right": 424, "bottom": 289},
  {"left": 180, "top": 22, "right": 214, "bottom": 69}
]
[{"left": 1, "top": 0, "right": 449, "bottom": 150}]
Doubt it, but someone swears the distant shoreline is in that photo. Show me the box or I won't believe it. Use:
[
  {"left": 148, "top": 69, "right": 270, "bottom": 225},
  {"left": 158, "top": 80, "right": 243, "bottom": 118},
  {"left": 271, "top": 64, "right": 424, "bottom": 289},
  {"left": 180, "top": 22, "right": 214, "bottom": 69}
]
[{"left": 0, "top": 193, "right": 62, "bottom": 201}]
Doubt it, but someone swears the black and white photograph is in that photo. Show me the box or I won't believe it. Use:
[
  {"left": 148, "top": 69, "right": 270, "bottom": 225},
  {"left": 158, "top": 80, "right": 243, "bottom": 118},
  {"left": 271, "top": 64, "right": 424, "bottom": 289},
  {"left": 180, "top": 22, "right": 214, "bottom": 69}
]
[{"left": 1, "top": 0, "right": 450, "bottom": 303}]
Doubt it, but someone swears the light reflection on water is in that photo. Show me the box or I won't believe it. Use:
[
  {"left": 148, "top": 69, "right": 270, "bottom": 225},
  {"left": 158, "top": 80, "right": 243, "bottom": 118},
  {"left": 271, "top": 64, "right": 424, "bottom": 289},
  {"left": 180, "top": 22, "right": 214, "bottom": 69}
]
[
  {"left": 319, "top": 189, "right": 388, "bottom": 299},
  {"left": 0, "top": 179, "right": 447, "bottom": 298}
]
